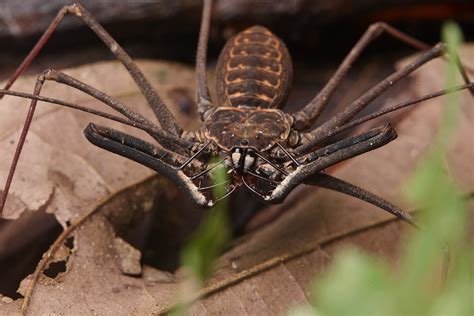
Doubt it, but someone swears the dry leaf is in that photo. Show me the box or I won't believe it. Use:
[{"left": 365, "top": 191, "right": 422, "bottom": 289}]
[
  {"left": 0, "top": 60, "right": 199, "bottom": 304},
  {"left": 0, "top": 60, "right": 198, "bottom": 222},
  {"left": 0, "top": 45, "right": 472, "bottom": 314}
]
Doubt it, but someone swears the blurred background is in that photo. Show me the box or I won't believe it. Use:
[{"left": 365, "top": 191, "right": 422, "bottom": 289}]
[{"left": 0, "top": 0, "right": 473, "bottom": 80}]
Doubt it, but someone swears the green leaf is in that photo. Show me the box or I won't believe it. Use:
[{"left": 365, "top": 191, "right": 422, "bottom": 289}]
[
  {"left": 181, "top": 160, "right": 231, "bottom": 283},
  {"left": 172, "top": 159, "right": 231, "bottom": 315}
]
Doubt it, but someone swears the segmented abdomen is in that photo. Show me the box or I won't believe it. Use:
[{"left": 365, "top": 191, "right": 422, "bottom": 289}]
[{"left": 215, "top": 25, "right": 292, "bottom": 108}]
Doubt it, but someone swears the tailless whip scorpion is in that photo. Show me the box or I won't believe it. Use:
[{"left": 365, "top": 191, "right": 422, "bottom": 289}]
[{"left": 0, "top": 0, "right": 473, "bottom": 230}]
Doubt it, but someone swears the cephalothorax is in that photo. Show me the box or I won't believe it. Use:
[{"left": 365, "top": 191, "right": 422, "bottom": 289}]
[
  {"left": 203, "top": 107, "right": 292, "bottom": 166},
  {"left": 0, "top": 0, "right": 472, "bottom": 226}
]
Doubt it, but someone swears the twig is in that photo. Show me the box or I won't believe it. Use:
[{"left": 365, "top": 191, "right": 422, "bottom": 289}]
[{"left": 153, "top": 215, "right": 408, "bottom": 315}]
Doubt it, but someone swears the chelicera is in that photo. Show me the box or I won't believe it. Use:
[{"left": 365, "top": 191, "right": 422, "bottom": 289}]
[{"left": 0, "top": 0, "right": 472, "bottom": 227}]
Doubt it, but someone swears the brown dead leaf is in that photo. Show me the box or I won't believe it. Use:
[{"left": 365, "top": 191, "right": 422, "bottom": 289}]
[
  {"left": 0, "top": 44, "right": 472, "bottom": 315},
  {"left": 0, "top": 60, "right": 199, "bottom": 222},
  {"left": 0, "top": 60, "right": 199, "bottom": 303}
]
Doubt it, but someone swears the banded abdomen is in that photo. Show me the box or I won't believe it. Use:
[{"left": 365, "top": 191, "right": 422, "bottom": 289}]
[{"left": 215, "top": 25, "right": 292, "bottom": 109}]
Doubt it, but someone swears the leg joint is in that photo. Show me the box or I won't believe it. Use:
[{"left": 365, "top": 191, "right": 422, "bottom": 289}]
[
  {"left": 368, "top": 21, "right": 388, "bottom": 36},
  {"left": 435, "top": 42, "right": 447, "bottom": 53},
  {"left": 66, "top": 3, "right": 83, "bottom": 16},
  {"left": 39, "top": 68, "right": 59, "bottom": 80},
  {"left": 292, "top": 111, "right": 311, "bottom": 130}
]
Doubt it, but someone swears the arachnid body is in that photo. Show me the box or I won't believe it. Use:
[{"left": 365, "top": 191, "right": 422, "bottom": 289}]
[{"left": 0, "top": 0, "right": 473, "bottom": 229}]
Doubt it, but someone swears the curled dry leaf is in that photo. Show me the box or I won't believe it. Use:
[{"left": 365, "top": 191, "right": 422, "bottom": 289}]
[
  {"left": 0, "top": 45, "right": 473, "bottom": 314},
  {"left": 113, "top": 237, "right": 142, "bottom": 276}
]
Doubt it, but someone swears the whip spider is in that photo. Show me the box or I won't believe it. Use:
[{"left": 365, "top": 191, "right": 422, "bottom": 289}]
[{"left": 0, "top": 0, "right": 472, "bottom": 230}]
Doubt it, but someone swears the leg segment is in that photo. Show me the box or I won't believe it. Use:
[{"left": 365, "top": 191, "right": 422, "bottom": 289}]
[
  {"left": 295, "top": 43, "right": 445, "bottom": 155},
  {"left": 299, "top": 82, "right": 474, "bottom": 151},
  {"left": 0, "top": 75, "right": 44, "bottom": 216},
  {"left": 40, "top": 69, "right": 191, "bottom": 153},
  {"left": 0, "top": 6, "right": 70, "bottom": 95},
  {"left": 292, "top": 22, "right": 431, "bottom": 130},
  {"left": 292, "top": 22, "right": 472, "bottom": 131},
  {"left": 0, "top": 89, "right": 149, "bottom": 128},
  {"left": 196, "top": 0, "right": 214, "bottom": 120},
  {"left": 0, "top": 3, "right": 182, "bottom": 136},
  {"left": 266, "top": 123, "right": 397, "bottom": 204},
  {"left": 307, "top": 173, "right": 416, "bottom": 226}
]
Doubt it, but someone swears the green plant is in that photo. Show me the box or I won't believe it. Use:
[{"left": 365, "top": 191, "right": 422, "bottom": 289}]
[{"left": 171, "top": 160, "right": 231, "bottom": 315}]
